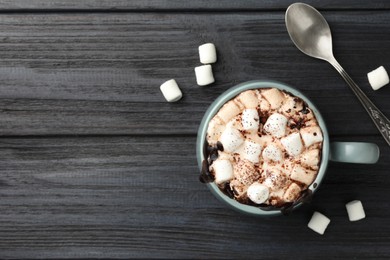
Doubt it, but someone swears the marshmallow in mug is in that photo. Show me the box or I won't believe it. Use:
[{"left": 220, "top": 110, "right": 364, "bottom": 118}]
[
  {"left": 160, "top": 79, "right": 183, "bottom": 102},
  {"left": 301, "top": 126, "right": 323, "bottom": 147},
  {"left": 281, "top": 132, "right": 303, "bottom": 156},
  {"left": 198, "top": 43, "right": 217, "bottom": 64},
  {"left": 219, "top": 127, "right": 244, "bottom": 153},
  {"left": 195, "top": 65, "right": 215, "bottom": 86},
  {"left": 241, "top": 109, "right": 260, "bottom": 130},
  {"left": 263, "top": 113, "right": 288, "bottom": 138},
  {"left": 212, "top": 159, "right": 234, "bottom": 184},
  {"left": 241, "top": 140, "right": 262, "bottom": 164},
  {"left": 262, "top": 144, "right": 283, "bottom": 163},
  {"left": 367, "top": 66, "right": 389, "bottom": 90},
  {"left": 247, "top": 182, "right": 269, "bottom": 204}
]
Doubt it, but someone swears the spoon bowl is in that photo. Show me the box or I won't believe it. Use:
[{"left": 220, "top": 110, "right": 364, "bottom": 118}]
[
  {"left": 285, "top": 3, "right": 390, "bottom": 146},
  {"left": 285, "top": 3, "right": 334, "bottom": 60}
]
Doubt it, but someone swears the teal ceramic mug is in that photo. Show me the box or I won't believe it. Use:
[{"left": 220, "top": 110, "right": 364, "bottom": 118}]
[{"left": 196, "top": 80, "right": 380, "bottom": 216}]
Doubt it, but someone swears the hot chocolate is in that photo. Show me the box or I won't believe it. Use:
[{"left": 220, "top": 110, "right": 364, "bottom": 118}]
[{"left": 200, "top": 88, "right": 323, "bottom": 210}]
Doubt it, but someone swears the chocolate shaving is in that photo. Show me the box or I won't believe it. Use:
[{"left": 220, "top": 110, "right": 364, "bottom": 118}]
[
  {"left": 203, "top": 139, "right": 210, "bottom": 158},
  {"left": 199, "top": 159, "right": 214, "bottom": 183},
  {"left": 299, "top": 102, "right": 310, "bottom": 114},
  {"left": 216, "top": 141, "right": 224, "bottom": 151},
  {"left": 290, "top": 118, "right": 305, "bottom": 130},
  {"left": 221, "top": 182, "right": 234, "bottom": 199},
  {"left": 210, "top": 152, "right": 218, "bottom": 162}
]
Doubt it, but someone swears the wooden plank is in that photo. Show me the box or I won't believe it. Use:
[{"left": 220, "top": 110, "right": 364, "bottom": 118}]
[
  {"left": 0, "top": 135, "right": 388, "bottom": 258},
  {"left": 0, "top": 12, "right": 389, "bottom": 136},
  {"left": 0, "top": 0, "right": 388, "bottom": 11}
]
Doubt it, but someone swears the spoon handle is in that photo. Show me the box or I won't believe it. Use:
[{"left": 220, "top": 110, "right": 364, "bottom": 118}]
[{"left": 329, "top": 58, "right": 390, "bottom": 146}]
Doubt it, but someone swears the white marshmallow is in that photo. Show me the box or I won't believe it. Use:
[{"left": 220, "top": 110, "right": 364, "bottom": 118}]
[
  {"left": 263, "top": 113, "right": 288, "bottom": 138},
  {"left": 207, "top": 117, "right": 226, "bottom": 144},
  {"left": 300, "top": 126, "right": 323, "bottom": 147},
  {"left": 283, "top": 182, "right": 302, "bottom": 202},
  {"left": 241, "top": 109, "right": 260, "bottom": 131},
  {"left": 281, "top": 132, "right": 303, "bottom": 157},
  {"left": 367, "top": 66, "right": 389, "bottom": 90},
  {"left": 242, "top": 140, "right": 262, "bottom": 164},
  {"left": 217, "top": 100, "right": 241, "bottom": 123},
  {"left": 159, "top": 79, "right": 182, "bottom": 102},
  {"left": 346, "top": 200, "right": 366, "bottom": 221},
  {"left": 195, "top": 65, "right": 215, "bottom": 86},
  {"left": 263, "top": 167, "right": 286, "bottom": 190},
  {"left": 259, "top": 98, "right": 271, "bottom": 112},
  {"left": 218, "top": 100, "right": 241, "bottom": 123},
  {"left": 219, "top": 127, "right": 244, "bottom": 153},
  {"left": 280, "top": 96, "right": 303, "bottom": 116},
  {"left": 300, "top": 149, "right": 320, "bottom": 169},
  {"left": 262, "top": 88, "right": 285, "bottom": 109},
  {"left": 199, "top": 43, "right": 217, "bottom": 64},
  {"left": 212, "top": 159, "right": 234, "bottom": 184},
  {"left": 262, "top": 144, "right": 283, "bottom": 162},
  {"left": 232, "top": 159, "right": 258, "bottom": 186},
  {"left": 308, "top": 211, "right": 331, "bottom": 235},
  {"left": 247, "top": 182, "right": 270, "bottom": 204},
  {"left": 290, "top": 165, "right": 316, "bottom": 186},
  {"left": 237, "top": 90, "right": 260, "bottom": 109}
]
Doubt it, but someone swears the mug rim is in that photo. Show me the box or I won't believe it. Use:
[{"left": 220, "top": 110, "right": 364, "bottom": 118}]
[{"left": 196, "top": 80, "right": 330, "bottom": 216}]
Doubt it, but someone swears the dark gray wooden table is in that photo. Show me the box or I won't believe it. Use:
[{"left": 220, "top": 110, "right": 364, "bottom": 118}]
[{"left": 0, "top": 1, "right": 389, "bottom": 258}]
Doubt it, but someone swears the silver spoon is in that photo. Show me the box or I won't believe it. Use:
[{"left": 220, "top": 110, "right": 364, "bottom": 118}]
[{"left": 285, "top": 2, "right": 390, "bottom": 146}]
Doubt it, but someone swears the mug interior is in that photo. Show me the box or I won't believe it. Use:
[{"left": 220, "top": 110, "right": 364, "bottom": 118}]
[{"left": 196, "top": 80, "right": 330, "bottom": 216}]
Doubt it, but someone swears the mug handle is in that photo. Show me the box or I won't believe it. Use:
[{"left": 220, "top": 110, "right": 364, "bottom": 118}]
[{"left": 330, "top": 142, "right": 380, "bottom": 164}]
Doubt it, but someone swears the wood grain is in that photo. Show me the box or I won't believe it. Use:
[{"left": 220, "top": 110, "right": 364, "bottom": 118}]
[
  {"left": 0, "top": 1, "right": 389, "bottom": 258},
  {"left": 0, "top": 0, "right": 388, "bottom": 11},
  {"left": 0, "top": 136, "right": 388, "bottom": 258},
  {"left": 0, "top": 12, "right": 389, "bottom": 136}
]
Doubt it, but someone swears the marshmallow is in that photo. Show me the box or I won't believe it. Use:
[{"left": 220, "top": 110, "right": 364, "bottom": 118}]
[
  {"left": 259, "top": 98, "right": 271, "bottom": 112},
  {"left": 262, "top": 144, "right": 283, "bottom": 162},
  {"left": 308, "top": 211, "right": 331, "bottom": 235},
  {"left": 247, "top": 182, "right": 270, "bottom": 204},
  {"left": 263, "top": 113, "right": 288, "bottom": 138},
  {"left": 207, "top": 117, "right": 226, "bottom": 144},
  {"left": 217, "top": 100, "right": 241, "bottom": 123},
  {"left": 219, "top": 127, "right": 244, "bottom": 153},
  {"left": 367, "top": 66, "right": 389, "bottom": 90},
  {"left": 300, "top": 126, "right": 323, "bottom": 147},
  {"left": 159, "top": 79, "right": 182, "bottom": 102},
  {"left": 262, "top": 88, "right": 285, "bottom": 109},
  {"left": 212, "top": 159, "right": 234, "bottom": 184},
  {"left": 241, "top": 109, "right": 260, "bottom": 131},
  {"left": 217, "top": 151, "right": 233, "bottom": 161},
  {"left": 300, "top": 149, "right": 320, "bottom": 169},
  {"left": 283, "top": 182, "right": 302, "bottom": 202},
  {"left": 233, "top": 159, "right": 259, "bottom": 186},
  {"left": 237, "top": 90, "right": 260, "bottom": 109},
  {"left": 290, "top": 165, "right": 316, "bottom": 186},
  {"left": 242, "top": 140, "right": 262, "bottom": 164},
  {"left": 280, "top": 96, "right": 303, "bottom": 116},
  {"left": 198, "top": 43, "right": 217, "bottom": 64},
  {"left": 195, "top": 64, "right": 215, "bottom": 86},
  {"left": 281, "top": 132, "right": 303, "bottom": 157},
  {"left": 263, "top": 167, "right": 287, "bottom": 190},
  {"left": 345, "top": 200, "right": 366, "bottom": 221}
]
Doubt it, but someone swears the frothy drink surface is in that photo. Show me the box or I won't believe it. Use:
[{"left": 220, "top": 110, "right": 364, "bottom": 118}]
[{"left": 203, "top": 88, "right": 323, "bottom": 208}]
